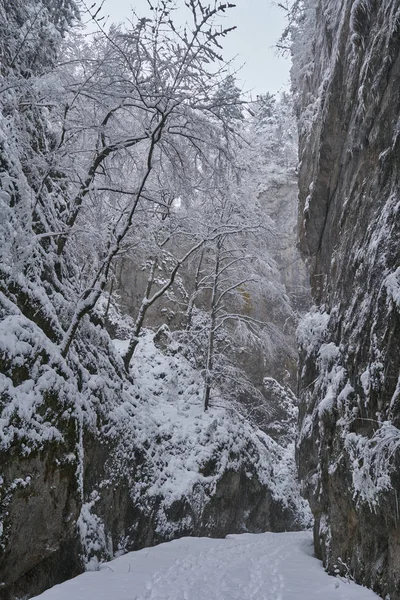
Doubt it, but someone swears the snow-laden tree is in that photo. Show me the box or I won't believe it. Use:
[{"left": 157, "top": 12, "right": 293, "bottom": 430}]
[
  {"left": 275, "top": 0, "right": 318, "bottom": 115},
  {"left": 8, "top": 0, "right": 242, "bottom": 362},
  {"left": 181, "top": 90, "right": 305, "bottom": 414},
  {"left": 0, "top": 0, "right": 247, "bottom": 454},
  {"left": 0, "top": 0, "right": 300, "bottom": 425},
  {"left": 0, "top": 0, "right": 79, "bottom": 76},
  {"left": 0, "top": 0, "right": 80, "bottom": 344},
  {"left": 151, "top": 128, "right": 294, "bottom": 411},
  {"left": 106, "top": 84, "right": 302, "bottom": 412},
  {"left": 249, "top": 91, "right": 297, "bottom": 171}
]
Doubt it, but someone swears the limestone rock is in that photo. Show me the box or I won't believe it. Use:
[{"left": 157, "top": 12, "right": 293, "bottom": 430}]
[{"left": 294, "top": 1, "right": 400, "bottom": 597}]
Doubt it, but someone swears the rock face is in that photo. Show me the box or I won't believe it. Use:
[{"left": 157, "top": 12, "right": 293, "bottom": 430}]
[
  {"left": 294, "top": 1, "right": 400, "bottom": 597},
  {"left": 0, "top": 452, "right": 82, "bottom": 600}
]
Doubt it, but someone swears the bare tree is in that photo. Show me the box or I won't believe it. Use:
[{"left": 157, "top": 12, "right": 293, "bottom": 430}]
[
  {"left": 49, "top": 0, "right": 241, "bottom": 359},
  {"left": 168, "top": 133, "right": 296, "bottom": 411}
]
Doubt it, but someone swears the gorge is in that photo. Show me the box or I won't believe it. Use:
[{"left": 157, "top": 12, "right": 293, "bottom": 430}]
[{"left": 0, "top": 1, "right": 400, "bottom": 599}]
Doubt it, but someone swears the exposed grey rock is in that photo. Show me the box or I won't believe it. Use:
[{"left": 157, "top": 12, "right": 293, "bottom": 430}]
[
  {"left": 294, "top": 1, "right": 400, "bottom": 597},
  {"left": 0, "top": 452, "right": 81, "bottom": 600}
]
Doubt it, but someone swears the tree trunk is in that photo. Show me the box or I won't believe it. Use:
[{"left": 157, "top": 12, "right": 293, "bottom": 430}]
[
  {"left": 123, "top": 259, "right": 157, "bottom": 370},
  {"left": 203, "top": 237, "right": 222, "bottom": 411},
  {"left": 186, "top": 248, "right": 205, "bottom": 331}
]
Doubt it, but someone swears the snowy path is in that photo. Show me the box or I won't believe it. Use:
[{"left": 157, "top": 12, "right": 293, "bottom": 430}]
[{"left": 35, "top": 532, "right": 379, "bottom": 600}]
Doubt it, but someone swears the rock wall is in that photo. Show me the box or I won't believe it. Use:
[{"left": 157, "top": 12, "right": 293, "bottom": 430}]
[{"left": 295, "top": 1, "right": 400, "bottom": 597}]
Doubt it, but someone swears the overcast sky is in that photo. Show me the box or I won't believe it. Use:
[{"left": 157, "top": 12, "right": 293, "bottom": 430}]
[{"left": 96, "top": 0, "right": 291, "bottom": 97}]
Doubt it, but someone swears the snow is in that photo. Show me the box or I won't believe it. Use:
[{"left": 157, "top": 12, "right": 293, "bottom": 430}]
[
  {"left": 105, "top": 332, "right": 311, "bottom": 539},
  {"left": 350, "top": 0, "right": 373, "bottom": 38},
  {"left": 297, "top": 312, "right": 345, "bottom": 422},
  {"left": 77, "top": 497, "right": 111, "bottom": 572},
  {"left": 33, "top": 531, "right": 379, "bottom": 600},
  {"left": 344, "top": 422, "right": 400, "bottom": 507},
  {"left": 297, "top": 308, "right": 330, "bottom": 356},
  {"left": 317, "top": 344, "right": 346, "bottom": 420},
  {"left": 385, "top": 266, "right": 400, "bottom": 307}
]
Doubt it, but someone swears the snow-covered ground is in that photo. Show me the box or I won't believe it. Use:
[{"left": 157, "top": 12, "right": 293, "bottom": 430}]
[{"left": 34, "top": 532, "right": 378, "bottom": 600}]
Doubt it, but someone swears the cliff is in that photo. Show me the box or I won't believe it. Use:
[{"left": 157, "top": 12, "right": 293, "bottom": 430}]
[{"left": 294, "top": 0, "right": 400, "bottom": 597}]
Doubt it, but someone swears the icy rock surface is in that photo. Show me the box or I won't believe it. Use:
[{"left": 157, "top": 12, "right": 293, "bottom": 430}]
[{"left": 294, "top": 0, "right": 400, "bottom": 597}]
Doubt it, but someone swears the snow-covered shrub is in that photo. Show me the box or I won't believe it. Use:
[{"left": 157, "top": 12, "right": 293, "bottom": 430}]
[
  {"left": 102, "top": 332, "right": 312, "bottom": 540},
  {"left": 385, "top": 267, "right": 400, "bottom": 308},
  {"left": 350, "top": 0, "right": 374, "bottom": 48},
  {"left": 77, "top": 496, "right": 112, "bottom": 570},
  {"left": 344, "top": 423, "right": 400, "bottom": 508},
  {"left": 297, "top": 307, "right": 330, "bottom": 356}
]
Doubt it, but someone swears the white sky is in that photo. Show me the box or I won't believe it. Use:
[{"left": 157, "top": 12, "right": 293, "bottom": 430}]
[{"left": 95, "top": 0, "right": 291, "bottom": 97}]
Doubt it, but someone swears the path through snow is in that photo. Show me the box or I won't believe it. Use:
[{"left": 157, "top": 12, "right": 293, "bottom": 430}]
[{"left": 35, "top": 532, "right": 379, "bottom": 600}]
